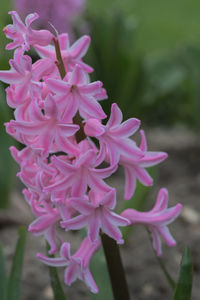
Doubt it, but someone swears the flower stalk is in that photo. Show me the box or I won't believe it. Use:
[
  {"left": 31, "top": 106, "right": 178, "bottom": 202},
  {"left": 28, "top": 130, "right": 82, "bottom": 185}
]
[{"left": 101, "top": 233, "right": 130, "bottom": 300}]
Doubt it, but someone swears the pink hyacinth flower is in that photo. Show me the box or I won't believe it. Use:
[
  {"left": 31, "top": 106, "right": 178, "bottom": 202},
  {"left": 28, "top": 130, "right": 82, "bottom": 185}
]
[
  {"left": 14, "top": 0, "right": 86, "bottom": 36},
  {"left": 37, "top": 237, "right": 100, "bottom": 293},
  {"left": 121, "top": 188, "right": 182, "bottom": 256},
  {"left": 44, "top": 149, "right": 117, "bottom": 196},
  {"left": 120, "top": 130, "right": 168, "bottom": 200},
  {"left": 0, "top": 49, "right": 53, "bottom": 103},
  {"left": 47, "top": 64, "right": 107, "bottom": 120},
  {"left": 84, "top": 103, "right": 143, "bottom": 165},
  {"left": 34, "top": 33, "right": 93, "bottom": 73},
  {"left": 61, "top": 189, "right": 130, "bottom": 244},
  {"left": 28, "top": 196, "right": 61, "bottom": 254},
  {"left": 6, "top": 94, "right": 80, "bottom": 155},
  {"left": 3, "top": 11, "right": 53, "bottom": 51}
]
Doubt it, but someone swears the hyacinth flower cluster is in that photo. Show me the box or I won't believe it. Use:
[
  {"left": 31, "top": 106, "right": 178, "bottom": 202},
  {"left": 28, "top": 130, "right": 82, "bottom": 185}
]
[
  {"left": 14, "top": 0, "right": 86, "bottom": 36},
  {"left": 0, "top": 11, "right": 182, "bottom": 294}
]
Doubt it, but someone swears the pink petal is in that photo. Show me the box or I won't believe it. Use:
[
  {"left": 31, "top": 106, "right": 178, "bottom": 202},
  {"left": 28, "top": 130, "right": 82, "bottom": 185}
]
[
  {"left": 70, "top": 198, "right": 94, "bottom": 215},
  {"left": 124, "top": 165, "right": 137, "bottom": 200},
  {"left": 88, "top": 210, "right": 101, "bottom": 242},
  {"left": 139, "top": 152, "right": 168, "bottom": 168},
  {"left": 139, "top": 130, "right": 147, "bottom": 152},
  {"left": 69, "top": 35, "right": 91, "bottom": 59},
  {"left": 69, "top": 65, "right": 89, "bottom": 85},
  {"left": 46, "top": 78, "right": 71, "bottom": 95},
  {"left": 134, "top": 166, "right": 153, "bottom": 186},
  {"left": 111, "top": 118, "right": 140, "bottom": 137},
  {"left": 101, "top": 189, "right": 116, "bottom": 209},
  {"left": 83, "top": 269, "right": 99, "bottom": 294},
  {"left": 60, "top": 242, "right": 71, "bottom": 260},
  {"left": 158, "top": 226, "right": 176, "bottom": 247},
  {"left": 101, "top": 211, "right": 124, "bottom": 244},
  {"left": 107, "top": 103, "right": 122, "bottom": 128},
  {"left": 61, "top": 215, "right": 88, "bottom": 230},
  {"left": 37, "top": 253, "right": 68, "bottom": 267}
]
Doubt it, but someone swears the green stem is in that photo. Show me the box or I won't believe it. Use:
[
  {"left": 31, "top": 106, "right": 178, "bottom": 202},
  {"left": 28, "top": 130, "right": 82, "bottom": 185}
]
[{"left": 101, "top": 234, "right": 130, "bottom": 300}]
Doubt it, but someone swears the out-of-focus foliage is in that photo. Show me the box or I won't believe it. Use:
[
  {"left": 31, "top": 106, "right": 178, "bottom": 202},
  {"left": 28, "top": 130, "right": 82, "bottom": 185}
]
[
  {"left": 86, "top": 2, "right": 200, "bottom": 130},
  {"left": 0, "top": 227, "right": 27, "bottom": 300},
  {"left": 0, "top": 83, "right": 16, "bottom": 208},
  {"left": 173, "top": 247, "right": 193, "bottom": 300}
]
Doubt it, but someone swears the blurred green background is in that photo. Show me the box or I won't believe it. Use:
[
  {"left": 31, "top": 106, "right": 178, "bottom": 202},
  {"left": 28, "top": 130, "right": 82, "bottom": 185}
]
[{"left": 1, "top": 0, "right": 200, "bottom": 205}]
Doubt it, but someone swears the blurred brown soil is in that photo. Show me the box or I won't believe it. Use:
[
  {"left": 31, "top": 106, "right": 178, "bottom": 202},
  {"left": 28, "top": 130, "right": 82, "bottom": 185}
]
[{"left": 0, "top": 125, "right": 200, "bottom": 300}]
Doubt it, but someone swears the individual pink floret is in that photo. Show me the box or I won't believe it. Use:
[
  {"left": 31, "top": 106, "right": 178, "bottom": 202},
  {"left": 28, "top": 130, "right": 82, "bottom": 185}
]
[
  {"left": 47, "top": 64, "right": 107, "bottom": 120},
  {"left": 0, "top": 49, "right": 53, "bottom": 103},
  {"left": 6, "top": 94, "right": 80, "bottom": 155},
  {"left": 37, "top": 237, "right": 100, "bottom": 293},
  {"left": 3, "top": 11, "right": 53, "bottom": 51},
  {"left": 61, "top": 189, "right": 130, "bottom": 244},
  {"left": 44, "top": 149, "right": 117, "bottom": 196},
  {"left": 34, "top": 33, "right": 93, "bottom": 73},
  {"left": 120, "top": 130, "right": 168, "bottom": 200},
  {"left": 27, "top": 193, "right": 61, "bottom": 254},
  {"left": 84, "top": 103, "right": 143, "bottom": 165},
  {"left": 121, "top": 188, "right": 182, "bottom": 256}
]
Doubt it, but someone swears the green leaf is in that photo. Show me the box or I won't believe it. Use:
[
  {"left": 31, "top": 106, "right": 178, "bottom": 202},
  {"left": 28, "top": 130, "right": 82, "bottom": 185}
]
[
  {"left": 46, "top": 244, "right": 66, "bottom": 300},
  {"left": 173, "top": 247, "right": 193, "bottom": 300},
  {"left": 90, "top": 246, "right": 113, "bottom": 300},
  {"left": 7, "top": 226, "right": 27, "bottom": 300},
  {"left": 0, "top": 242, "right": 7, "bottom": 300}
]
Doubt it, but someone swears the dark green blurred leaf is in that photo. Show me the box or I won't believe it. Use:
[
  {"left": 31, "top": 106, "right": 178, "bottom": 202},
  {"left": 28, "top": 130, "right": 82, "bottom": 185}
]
[
  {"left": 173, "top": 247, "right": 193, "bottom": 300},
  {"left": 0, "top": 83, "right": 16, "bottom": 209},
  {"left": 90, "top": 246, "right": 113, "bottom": 300},
  {"left": 7, "top": 226, "right": 27, "bottom": 300},
  {"left": 0, "top": 242, "right": 7, "bottom": 300},
  {"left": 46, "top": 244, "right": 66, "bottom": 300}
]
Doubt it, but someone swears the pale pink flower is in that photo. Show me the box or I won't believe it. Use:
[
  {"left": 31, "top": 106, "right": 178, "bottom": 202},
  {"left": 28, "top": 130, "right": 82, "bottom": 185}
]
[
  {"left": 37, "top": 237, "right": 100, "bottom": 293},
  {"left": 14, "top": 0, "right": 86, "bottom": 36},
  {"left": 0, "top": 49, "right": 53, "bottom": 103},
  {"left": 121, "top": 188, "right": 182, "bottom": 256},
  {"left": 27, "top": 194, "right": 61, "bottom": 254},
  {"left": 61, "top": 189, "right": 130, "bottom": 244},
  {"left": 47, "top": 64, "right": 107, "bottom": 120},
  {"left": 6, "top": 94, "right": 79, "bottom": 155},
  {"left": 34, "top": 33, "right": 93, "bottom": 73},
  {"left": 44, "top": 149, "right": 117, "bottom": 196},
  {"left": 3, "top": 11, "right": 53, "bottom": 51},
  {"left": 120, "top": 130, "right": 168, "bottom": 200},
  {"left": 84, "top": 103, "right": 143, "bottom": 165}
]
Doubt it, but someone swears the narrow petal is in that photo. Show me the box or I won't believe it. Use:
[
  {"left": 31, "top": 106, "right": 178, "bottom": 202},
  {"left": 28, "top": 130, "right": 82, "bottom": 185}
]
[
  {"left": 70, "top": 198, "right": 94, "bottom": 215},
  {"left": 61, "top": 215, "right": 88, "bottom": 230},
  {"left": 111, "top": 118, "right": 140, "bottom": 137},
  {"left": 124, "top": 165, "right": 137, "bottom": 200},
  {"left": 134, "top": 166, "right": 153, "bottom": 186},
  {"left": 101, "top": 212, "right": 124, "bottom": 244},
  {"left": 139, "top": 152, "right": 168, "bottom": 168},
  {"left": 101, "top": 189, "right": 116, "bottom": 209},
  {"left": 107, "top": 103, "right": 122, "bottom": 128},
  {"left": 88, "top": 210, "right": 101, "bottom": 242},
  {"left": 37, "top": 253, "right": 68, "bottom": 267},
  {"left": 69, "top": 35, "right": 91, "bottom": 59}
]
